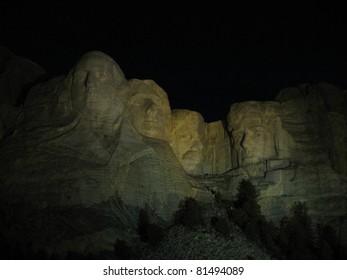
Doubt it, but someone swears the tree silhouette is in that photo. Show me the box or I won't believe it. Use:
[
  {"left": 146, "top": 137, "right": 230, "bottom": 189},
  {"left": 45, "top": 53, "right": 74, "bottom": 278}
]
[
  {"left": 230, "top": 180, "right": 261, "bottom": 237},
  {"left": 137, "top": 209, "right": 165, "bottom": 247},
  {"left": 277, "top": 202, "right": 316, "bottom": 259},
  {"left": 228, "top": 179, "right": 278, "bottom": 251},
  {"left": 174, "top": 197, "right": 204, "bottom": 229}
]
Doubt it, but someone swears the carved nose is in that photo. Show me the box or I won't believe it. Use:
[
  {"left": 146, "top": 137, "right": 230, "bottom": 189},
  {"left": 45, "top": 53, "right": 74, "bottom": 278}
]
[
  {"left": 240, "top": 134, "right": 251, "bottom": 148},
  {"left": 85, "top": 72, "right": 97, "bottom": 89},
  {"left": 145, "top": 102, "right": 157, "bottom": 115},
  {"left": 190, "top": 141, "right": 203, "bottom": 151}
]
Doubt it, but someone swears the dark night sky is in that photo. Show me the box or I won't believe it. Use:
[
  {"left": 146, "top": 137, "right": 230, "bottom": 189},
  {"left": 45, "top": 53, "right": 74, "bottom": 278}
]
[{"left": 1, "top": 1, "right": 347, "bottom": 122}]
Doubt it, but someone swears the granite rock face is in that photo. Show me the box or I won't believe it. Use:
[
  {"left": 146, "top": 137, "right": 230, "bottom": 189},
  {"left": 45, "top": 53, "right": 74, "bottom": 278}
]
[
  {"left": 127, "top": 79, "right": 172, "bottom": 141},
  {"left": 1, "top": 49, "right": 347, "bottom": 257},
  {"left": 0, "top": 46, "right": 46, "bottom": 139},
  {"left": 0, "top": 51, "right": 201, "bottom": 257},
  {"left": 203, "top": 120, "right": 231, "bottom": 175},
  {"left": 170, "top": 109, "right": 205, "bottom": 175},
  {"left": 226, "top": 83, "right": 347, "bottom": 234},
  {"left": 170, "top": 111, "right": 231, "bottom": 176},
  {"left": 0, "top": 51, "right": 133, "bottom": 257}
]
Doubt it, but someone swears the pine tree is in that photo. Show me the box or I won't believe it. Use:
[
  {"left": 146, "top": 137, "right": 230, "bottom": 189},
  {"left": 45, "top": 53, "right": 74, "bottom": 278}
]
[
  {"left": 174, "top": 197, "right": 204, "bottom": 229},
  {"left": 230, "top": 179, "right": 276, "bottom": 247},
  {"left": 137, "top": 209, "right": 165, "bottom": 247},
  {"left": 277, "top": 202, "right": 316, "bottom": 259},
  {"left": 230, "top": 179, "right": 261, "bottom": 230}
]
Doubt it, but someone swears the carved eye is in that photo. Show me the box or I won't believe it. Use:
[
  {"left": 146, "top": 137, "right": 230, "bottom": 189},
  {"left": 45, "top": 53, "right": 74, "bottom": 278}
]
[
  {"left": 254, "top": 130, "right": 263, "bottom": 138},
  {"left": 74, "top": 71, "right": 87, "bottom": 81},
  {"left": 132, "top": 99, "right": 144, "bottom": 107},
  {"left": 144, "top": 99, "right": 154, "bottom": 107},
  {"left": 233, "top": 132, "right": 243, "bottom": 141},
  {"left": 181, "top": 134, "right": 192, "bottom": 141},
  {"left": 99, "top": 72, "right": 107, "bottom": 79}
]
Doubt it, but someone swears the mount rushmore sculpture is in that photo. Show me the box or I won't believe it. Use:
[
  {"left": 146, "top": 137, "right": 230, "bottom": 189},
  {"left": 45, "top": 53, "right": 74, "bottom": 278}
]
[{"left": 0, "top": 49, "right": 346, "bottom": 256}]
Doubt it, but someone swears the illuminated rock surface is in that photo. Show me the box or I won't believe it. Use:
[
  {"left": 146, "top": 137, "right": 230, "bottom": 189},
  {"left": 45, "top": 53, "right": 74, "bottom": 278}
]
[
  {"left": 127, "top": 79, "right": 172, "bottom": 141},
  {"left": 170, "top": 111, "right": 231, "bottom": 176},
  {"left": 170, "top": 109, "right": 205, "bottom": 175},
  {"left": 0, "top": 50, "right": 203, "bottom": 257},
  {"left": 0, "top": 49, "right": 346, "bottom": 258},
  {"left": 226, "top": 84, "right": 347, "bottom": 239}
]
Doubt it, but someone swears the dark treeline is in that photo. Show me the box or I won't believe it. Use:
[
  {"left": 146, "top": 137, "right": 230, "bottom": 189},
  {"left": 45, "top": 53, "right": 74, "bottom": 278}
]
[{"left": 1, "top": 179, "right": 346, "bottom": 259}]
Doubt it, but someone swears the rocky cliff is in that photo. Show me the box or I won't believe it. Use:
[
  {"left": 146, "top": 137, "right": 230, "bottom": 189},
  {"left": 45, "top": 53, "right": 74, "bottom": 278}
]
[
  {"left": 226, "top": 83, "right": 347, "bottom": 244},
  {"left": 0, "top": 49, "right": 346, "bottom": 257},
  {"left": 0, "top": 46, "right": 46, "bottom": 139}
]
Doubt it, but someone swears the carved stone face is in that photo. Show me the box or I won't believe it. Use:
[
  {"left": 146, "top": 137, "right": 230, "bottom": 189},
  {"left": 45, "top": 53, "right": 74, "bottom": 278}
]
[
  {"left": 170, "top": 110, "right": 205, "bottom": 174},
  {"left": 69, "top": 51, "right": 127, "bottom": 136},
  {"left": 128, "top": 79, "right": 171, "bottom": 141},
  {"left": 227, "top": 102, "right": 286, "bottom": 166},
  {"left": 231, "top": 119, "right": 277, "bottom": 165}
]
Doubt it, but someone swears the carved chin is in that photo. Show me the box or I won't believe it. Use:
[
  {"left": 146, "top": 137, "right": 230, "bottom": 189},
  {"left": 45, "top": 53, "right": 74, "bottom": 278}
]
[
  {"left": 138, "top": 129, "right": 166, "bottom": 141},
  {"left": 134, "top": 121, "right": 162, "bottom": 137},
  {"left": 182, "top": 150, "right": 202, "bottom": 166},
  {"left": 182, "top": 150, "right": 198, "bottom": 158}
]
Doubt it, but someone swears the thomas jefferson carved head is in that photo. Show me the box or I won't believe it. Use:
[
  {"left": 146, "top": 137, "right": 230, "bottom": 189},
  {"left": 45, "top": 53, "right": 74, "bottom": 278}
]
[{"left": 127, "top": 79, "right": 171, "bottom": 141}]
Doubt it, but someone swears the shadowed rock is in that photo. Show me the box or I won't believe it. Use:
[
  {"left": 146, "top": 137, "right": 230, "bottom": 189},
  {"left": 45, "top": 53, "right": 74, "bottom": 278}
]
[
  {"left": 0, "top": 51, "right": 136, "bottom": 257},
  {"left": 0, "top": 52, "right": 202, "bottom": 258},
  {"left": 1, "top": 48, "right": 346, "bottom": 257},
  {"left": 226, "top": 84, "right": 347, "bottom": 233},
  {"left": 0, "top": 46, "right": 46, "bottom": 139}
]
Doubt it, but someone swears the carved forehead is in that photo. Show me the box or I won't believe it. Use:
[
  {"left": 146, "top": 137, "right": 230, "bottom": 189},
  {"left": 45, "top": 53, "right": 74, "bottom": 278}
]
[
  {"left": 171, "top": 109, "right": 205, "bottom": 137},
  {"left": 171, "top": 110, "right": 204, "bottom": 126},
  {"left": 72, "top": 51, "right": 125, "bottom": 80},
  {"left": 228, "top": 101, "right": 280, "bottom": 126},
  {"left": 78, "top": 51, "right": 116, "bottom": 65},
  {"left": 128, "top": 79, "right": 170, "bottom": 108}
]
